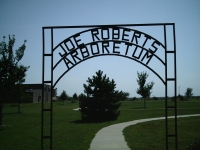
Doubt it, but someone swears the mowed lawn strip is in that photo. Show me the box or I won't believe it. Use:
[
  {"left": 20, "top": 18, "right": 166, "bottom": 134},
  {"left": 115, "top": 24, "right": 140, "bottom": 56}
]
[{"left": 0, "top": 99, "right": 200, "bottom": 149}]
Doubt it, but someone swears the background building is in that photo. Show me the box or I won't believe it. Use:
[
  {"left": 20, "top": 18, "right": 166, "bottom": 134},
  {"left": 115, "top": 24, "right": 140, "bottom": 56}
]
[{"left": 24, "top": 84, "right": 57, "bottom": 103}]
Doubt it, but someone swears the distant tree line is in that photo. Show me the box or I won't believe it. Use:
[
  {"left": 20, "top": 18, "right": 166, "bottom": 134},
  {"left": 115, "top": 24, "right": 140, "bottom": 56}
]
[
  {"left": 58, "top": 90, "right": 78, "bottom": 103},
  {"left": 58, "top": 69, "right": 196, "bottom": 122}
]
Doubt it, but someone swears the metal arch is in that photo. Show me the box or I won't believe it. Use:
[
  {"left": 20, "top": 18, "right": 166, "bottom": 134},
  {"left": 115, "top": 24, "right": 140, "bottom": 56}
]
[
  {"left": 42, "top": 23, "right": 177, "bottom": 150},
  {"left": 52, "top": 26, "right": 166, "bottom": 87},
  {"left": 53, "top": 54, "right": 165, "bottom": 88},
  {"left": 53, "top": 41, "right": 165, "bottom": 80},
  {"left": 53, "top": 38, "right": 166, "bottom": 88}
]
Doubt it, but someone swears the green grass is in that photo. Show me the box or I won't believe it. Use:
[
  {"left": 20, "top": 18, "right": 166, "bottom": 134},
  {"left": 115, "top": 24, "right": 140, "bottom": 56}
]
[
  {"left": 123, "top": 99, "right": 200, "bottom": 150},
  {"left": 0, "top": 99, "right": 200, "bottom": 149},
  {"left": 123, "top": 116, "right": 200, "bottom": 150}
]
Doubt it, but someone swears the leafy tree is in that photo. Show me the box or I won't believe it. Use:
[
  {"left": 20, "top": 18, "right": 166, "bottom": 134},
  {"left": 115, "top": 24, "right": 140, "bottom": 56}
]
[
  {"left": 79, "top": 70, "right": 121, "bottom": 121},
  {"left": 59, "top": 90, "right": 68, "bottom": 103},
  {"left": 0, "top": 35, "right": 29, "bottom": 125},
  {"left": 73, "top": 93, "right": 78, "bottom": 100},
  {"left": 185, "top": 88, "right": 193, "bottom": 100},
  {"left": 136, "top": 71, "right": 154, "bottom": 108}
]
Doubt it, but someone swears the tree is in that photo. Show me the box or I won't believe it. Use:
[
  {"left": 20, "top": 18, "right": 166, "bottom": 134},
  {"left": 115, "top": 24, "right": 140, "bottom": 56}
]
[
  {"left": 136, "top": 71, "right": 154, "bottom": 108},
  {"left": 59, "top": 90, "right": 68, "bottom": 103},
  {"left": 0, "top": 35, "right": 29, "bottom": 125},
  {"left": 79, "top": 70, "right": 121, "bottom": 121},
  {"left": 73, "top": 93, "right": 78, "bottom": 100},
  {"left": 185, "top": 88, "right": 193, "bottom": 100}
]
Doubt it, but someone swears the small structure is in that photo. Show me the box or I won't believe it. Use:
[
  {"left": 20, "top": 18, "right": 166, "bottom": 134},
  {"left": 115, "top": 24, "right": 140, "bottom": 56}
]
[{"left": 24, "top": 84, "right": 57, "bottom": 103}]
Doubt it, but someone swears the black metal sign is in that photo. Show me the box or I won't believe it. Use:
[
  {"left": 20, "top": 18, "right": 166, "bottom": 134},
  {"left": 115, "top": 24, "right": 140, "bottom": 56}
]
[{"left": 42, "top": 23, "right": 177, "bottom": 150}]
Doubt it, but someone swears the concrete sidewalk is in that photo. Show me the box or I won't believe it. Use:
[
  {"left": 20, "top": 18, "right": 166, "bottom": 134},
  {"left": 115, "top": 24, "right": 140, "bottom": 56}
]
[{"left": 89, "top": 114, "right": 200, "bottom": 150}]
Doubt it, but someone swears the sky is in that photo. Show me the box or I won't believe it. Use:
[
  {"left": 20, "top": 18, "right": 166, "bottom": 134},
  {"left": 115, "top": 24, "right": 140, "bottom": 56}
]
[{"left": 0, "top": 0, "right": 199, "bottom": 97}]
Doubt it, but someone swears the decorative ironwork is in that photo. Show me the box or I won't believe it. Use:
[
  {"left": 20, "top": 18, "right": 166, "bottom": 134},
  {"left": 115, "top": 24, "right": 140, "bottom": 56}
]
[{"left": 42, "top": 23, "right": 177, "bottom": 150}]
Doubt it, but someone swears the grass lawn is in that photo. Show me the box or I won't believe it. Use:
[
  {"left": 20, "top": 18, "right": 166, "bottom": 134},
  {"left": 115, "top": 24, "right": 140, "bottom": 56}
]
[
  {"left": 123, "top": 99, "right": 200, "bottom": 150},
  {"left": 0, "top": 99, "right": 200, "bottom": 149},
  {"left": 123, "top": 116, "right": 200, "bottom": 150}
]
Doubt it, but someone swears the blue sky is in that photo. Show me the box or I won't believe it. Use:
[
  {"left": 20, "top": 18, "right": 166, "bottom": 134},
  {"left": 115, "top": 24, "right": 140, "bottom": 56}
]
[{"left": 0, "top": 0, "right": 199, "bottom": 97}]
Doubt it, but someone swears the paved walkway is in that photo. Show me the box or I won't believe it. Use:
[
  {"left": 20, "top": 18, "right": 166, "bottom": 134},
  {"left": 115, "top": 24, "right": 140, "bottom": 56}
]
[{"left": 89, "top": 114, "right": 200, "bottom": 150}]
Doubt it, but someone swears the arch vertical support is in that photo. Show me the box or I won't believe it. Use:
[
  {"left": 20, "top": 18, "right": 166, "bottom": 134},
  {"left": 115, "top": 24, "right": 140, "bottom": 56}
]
[
  {"left": 164, "top": 24, "right": 177, "bottom": 150},
  {"left": 42, "top": 27, "right": 53, "bottom": 150}
]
